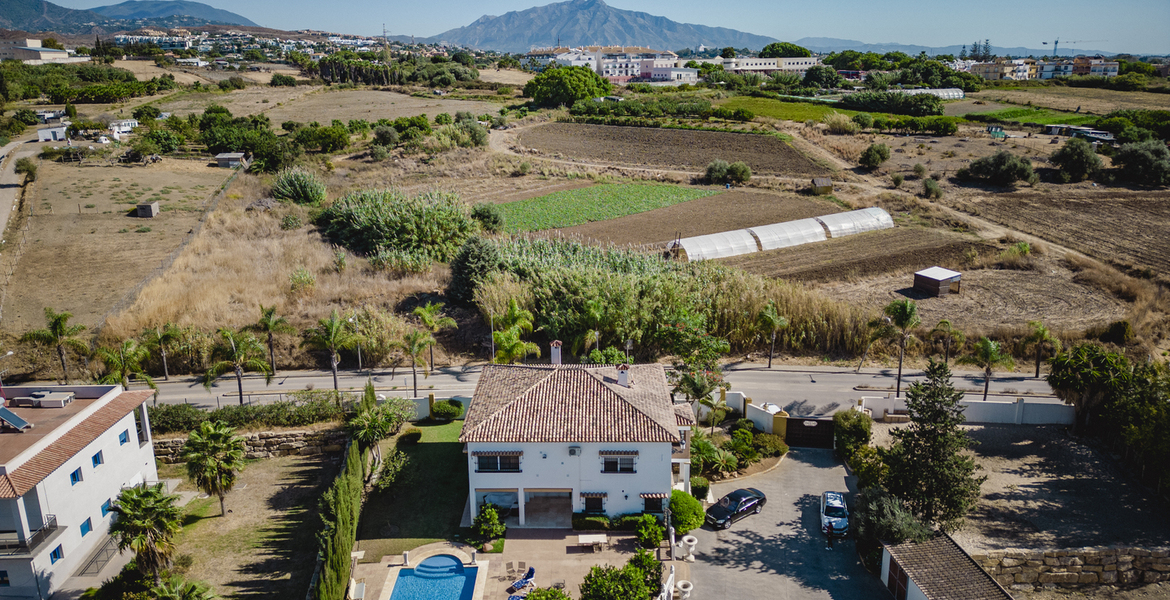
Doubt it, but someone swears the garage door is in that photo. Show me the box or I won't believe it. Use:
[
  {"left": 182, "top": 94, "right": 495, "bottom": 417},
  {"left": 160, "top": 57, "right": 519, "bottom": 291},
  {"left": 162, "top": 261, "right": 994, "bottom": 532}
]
[{"left": 785, "top": 417, "right": 835, "bottom": 449}]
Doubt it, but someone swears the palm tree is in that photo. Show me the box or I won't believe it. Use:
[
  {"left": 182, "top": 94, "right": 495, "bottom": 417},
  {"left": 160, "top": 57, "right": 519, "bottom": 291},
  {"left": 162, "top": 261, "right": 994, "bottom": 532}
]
[
  {"left": 699, "top": 391, "right": 729, "bottom": 435},
  {"left": 397, "top": 329, "right": 434, "bottom": 398},
  {"left": 413, "top": 301, "right": 457, "bottom": 370},
  {"left": 580, "top": 298, "right": 604, "bottom": 354},
  {"left": 673, "top": 370, "right": 720, "bottom": 430},
  {"left": 301, "top": 310, "right": 359, "bottom": 392},
  {"left": 930, "top": 319, "right": 966, "bottom": 366},
  {"left": 856, "top": 317, "right": 895, "bottom": 373},
  {"left": 95, "top": 339, "right": 156, "bottom": 391},
  {"left": 1023, "top": 320, "right": 1062, "bottom": 378},
  {"left": 109, "top": 483, "right": 183, "bottom": 585},
  {"left": 183, "top": 421, "right": 246, "bottom": 517},
  {"left": 153, "top": 576, "right": 217, "bottom": 600},
  {"left": 20, "top": 307, "right": 87, "bottom": 383},
  {"left": 349, "top": 403, "right": 392, "bottom": 465},
  {"left": 203, "top": 329, "right": 272, "bottom": 405},
  {"left": 244, "top": 305, "right": 296, "bottom": 376},
  {"left": 141, "top": 323, "right": 181, "bottom": 381},
  {"left": 756, "top": 301, "right": 789, "bottom": 369},
  {"left": 883, "top": 299, "right": 921, "bottom": 397},
  {"left": 492, "top": 326, "right": 540, "bottom": 365},
  {"left": 957, "top": 337, "right": 1016, "bottom": 402},
  {"left": 497, "top": 298, "right": 534, "bottom": 335}
]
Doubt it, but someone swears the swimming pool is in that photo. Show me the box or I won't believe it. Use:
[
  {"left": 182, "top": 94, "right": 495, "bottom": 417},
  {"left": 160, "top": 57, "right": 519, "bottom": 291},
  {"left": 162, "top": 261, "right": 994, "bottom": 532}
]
[{"left": 389, "top": 554, "right": 477, "bottom": 600}]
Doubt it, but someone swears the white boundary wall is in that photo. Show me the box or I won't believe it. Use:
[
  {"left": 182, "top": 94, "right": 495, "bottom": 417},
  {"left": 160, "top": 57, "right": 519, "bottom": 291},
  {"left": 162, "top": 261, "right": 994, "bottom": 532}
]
[{"left": 860, "top": 396, "right": 1074, "bottom": 425}]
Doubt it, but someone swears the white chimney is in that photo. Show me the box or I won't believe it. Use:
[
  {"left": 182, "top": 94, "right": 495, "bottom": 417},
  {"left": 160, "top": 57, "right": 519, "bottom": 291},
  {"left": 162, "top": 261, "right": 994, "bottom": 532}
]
[
  {"left": 551, "top": 340, "right": 562, "bottom": 365},
  {"left": 617, "top": 364, "right": 630, "bottom": 387}
]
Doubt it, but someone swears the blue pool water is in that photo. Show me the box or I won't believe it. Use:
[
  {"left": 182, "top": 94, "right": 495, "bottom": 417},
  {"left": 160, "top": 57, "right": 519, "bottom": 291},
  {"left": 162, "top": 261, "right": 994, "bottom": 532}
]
[{"left": 390, "top": 554, "right": 477, "bottom": 600}]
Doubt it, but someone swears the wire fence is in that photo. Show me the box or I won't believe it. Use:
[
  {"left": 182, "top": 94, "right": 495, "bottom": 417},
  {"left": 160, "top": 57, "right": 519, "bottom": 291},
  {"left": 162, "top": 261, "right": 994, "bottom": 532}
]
[{"left": 0, "top": 166, "right": 36, "bottom": 325}]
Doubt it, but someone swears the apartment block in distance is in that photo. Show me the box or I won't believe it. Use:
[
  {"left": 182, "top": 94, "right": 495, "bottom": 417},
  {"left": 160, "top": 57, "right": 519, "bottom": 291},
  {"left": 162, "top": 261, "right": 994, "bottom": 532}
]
[{"left": 0, "top": 386, "right": 156, "bottom": 599}]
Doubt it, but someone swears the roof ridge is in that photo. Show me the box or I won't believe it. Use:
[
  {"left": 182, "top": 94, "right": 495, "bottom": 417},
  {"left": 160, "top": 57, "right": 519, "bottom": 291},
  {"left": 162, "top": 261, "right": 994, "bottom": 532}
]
[
  {"left": 461, "top": 365, "right": 559, "bottom": 441},
  {"left": 585, "top": 368, "right": 678, "bottom": 440}
]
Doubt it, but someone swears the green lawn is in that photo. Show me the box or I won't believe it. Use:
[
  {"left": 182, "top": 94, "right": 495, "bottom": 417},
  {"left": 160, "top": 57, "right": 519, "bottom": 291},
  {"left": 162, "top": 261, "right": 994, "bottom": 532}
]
[
  {"left": 963, "top": 106, "right": 1099, "bottom": 126},
  {"left": 356, "top": 420, "right": 468, "bottom": 562},
  {"left": 498, "top": 183, "right": 722, "bottom": 232},
  {"left": 717, "top": 96, "right": 886, "bottom": 122}
]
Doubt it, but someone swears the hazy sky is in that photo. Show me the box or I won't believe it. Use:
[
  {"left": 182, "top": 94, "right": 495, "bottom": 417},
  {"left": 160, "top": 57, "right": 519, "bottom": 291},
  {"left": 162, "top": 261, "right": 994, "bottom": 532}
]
[{"left": 59, "top": 0, "right": 1170, "bottom": 55}]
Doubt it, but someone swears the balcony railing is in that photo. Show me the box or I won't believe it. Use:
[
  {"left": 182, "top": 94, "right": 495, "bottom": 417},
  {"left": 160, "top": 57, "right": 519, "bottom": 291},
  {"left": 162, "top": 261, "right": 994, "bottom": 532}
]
[{"left": 0, "top": 514, "right": 58, "bottom": 553}]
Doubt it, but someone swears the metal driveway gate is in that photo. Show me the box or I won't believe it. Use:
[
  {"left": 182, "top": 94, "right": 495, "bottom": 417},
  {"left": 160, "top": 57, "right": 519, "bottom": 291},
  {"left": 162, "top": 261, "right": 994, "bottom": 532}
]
[{"left": 784, "top": 416, "right": 835, "bottom": 449}]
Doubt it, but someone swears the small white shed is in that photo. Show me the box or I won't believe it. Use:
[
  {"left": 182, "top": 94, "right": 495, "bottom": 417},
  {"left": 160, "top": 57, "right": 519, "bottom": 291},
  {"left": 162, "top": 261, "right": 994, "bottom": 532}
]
[
  {"left": 38, "top": 126, "right": 68, "bottom": 142},
  {"left": 914, "top": 266, "right": 962, "bottom": 296}
]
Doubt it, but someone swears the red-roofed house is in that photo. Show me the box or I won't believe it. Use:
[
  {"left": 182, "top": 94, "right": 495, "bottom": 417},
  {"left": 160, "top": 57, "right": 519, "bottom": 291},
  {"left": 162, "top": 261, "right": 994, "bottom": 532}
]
[
  {"left": 460, "top": 363, "right": 691, "bottom": 527},
  {"left": 0, "top": 385, "right": 157, "bottom": 598}
]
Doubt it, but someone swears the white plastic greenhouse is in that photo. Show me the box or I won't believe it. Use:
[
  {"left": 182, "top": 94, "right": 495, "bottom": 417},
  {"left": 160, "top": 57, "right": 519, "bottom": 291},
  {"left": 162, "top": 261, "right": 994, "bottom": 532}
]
[
  {"left": 667, "top": 230, "right": 760, "bottom": 261},
  {"left": 899, "top": 87, "right": 965, "bottom": 100},
  {"left": 747, "top": 218, "right": 827, "bottom": 251},
  {"left": 815, "top": 207, "right": 894, "bottom": 238}
]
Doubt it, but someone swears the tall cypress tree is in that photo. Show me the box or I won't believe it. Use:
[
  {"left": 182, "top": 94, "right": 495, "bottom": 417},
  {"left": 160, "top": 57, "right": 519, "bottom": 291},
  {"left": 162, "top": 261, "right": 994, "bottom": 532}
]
[{"left": 884, "top": 359, "right": 986, "bottom": 532}]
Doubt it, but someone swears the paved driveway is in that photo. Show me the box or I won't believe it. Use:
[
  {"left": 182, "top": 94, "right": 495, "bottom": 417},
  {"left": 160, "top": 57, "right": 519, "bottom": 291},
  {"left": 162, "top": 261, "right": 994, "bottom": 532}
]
[{"left": 688, "top": 449, "right": 889, "bottom": 600}]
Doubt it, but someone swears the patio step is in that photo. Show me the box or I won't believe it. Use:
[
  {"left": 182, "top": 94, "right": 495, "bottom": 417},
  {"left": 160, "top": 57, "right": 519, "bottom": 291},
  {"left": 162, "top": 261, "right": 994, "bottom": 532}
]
[{"left": 413, "top": 556, "right": 465, "bottom": 578}]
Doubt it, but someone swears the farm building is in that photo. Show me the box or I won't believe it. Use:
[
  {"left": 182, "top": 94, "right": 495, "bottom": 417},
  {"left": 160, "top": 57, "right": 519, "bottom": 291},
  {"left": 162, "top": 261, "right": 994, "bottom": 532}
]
[
  {"left": 667, "top": 208, "right": 894, "bottom": 262},
  {"left": 914, "top": 266, "right": 961, "bottom": 296},
  {"left": 811, "top": 178, "right": 833, "bottom": 195},
  {"left": 108, "top": 119, "right": 139, "bottom": 134},
  {"left": 215, "top": 153, "right": 247, "bottom": 168},
  {"left": 137, "top": 202, "right": 160, "bottom": 218},
  {"left": 37, "top": 125, "right": 68, "bottom": 142}
]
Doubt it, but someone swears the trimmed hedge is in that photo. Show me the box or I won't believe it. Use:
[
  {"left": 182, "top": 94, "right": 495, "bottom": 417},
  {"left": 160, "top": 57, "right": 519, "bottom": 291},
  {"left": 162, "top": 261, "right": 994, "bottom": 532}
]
[
  {"left": 397, "top": 427, "right": 423, "bottom": 445},
  {"left": 690, "top": 476, "right": 710, "bottom": 501},
  {"left": 149, "top": 396, "right": 345, "bottom": 434}
]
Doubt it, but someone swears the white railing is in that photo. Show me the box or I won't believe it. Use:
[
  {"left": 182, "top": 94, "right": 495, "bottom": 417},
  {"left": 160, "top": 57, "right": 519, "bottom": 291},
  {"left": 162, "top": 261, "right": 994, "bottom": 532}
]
[{"left": 659, "top": 564, "right": 675, "bottom": 600}]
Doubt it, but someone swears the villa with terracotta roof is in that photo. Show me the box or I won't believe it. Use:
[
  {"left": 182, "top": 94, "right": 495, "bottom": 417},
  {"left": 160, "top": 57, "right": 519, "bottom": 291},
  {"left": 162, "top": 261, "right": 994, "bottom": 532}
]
[
  {"left": 460, "top": 362, "right": 692, "bottom": 527},
  {"left": 0, "top": 385, "right": 157, "bottom": 599}
]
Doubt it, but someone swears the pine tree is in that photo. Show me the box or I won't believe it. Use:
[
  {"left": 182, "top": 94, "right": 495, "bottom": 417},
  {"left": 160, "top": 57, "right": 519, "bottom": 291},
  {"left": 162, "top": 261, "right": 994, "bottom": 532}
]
[{"left": 884, "top": 360, "right": 986, "bottom": 532}]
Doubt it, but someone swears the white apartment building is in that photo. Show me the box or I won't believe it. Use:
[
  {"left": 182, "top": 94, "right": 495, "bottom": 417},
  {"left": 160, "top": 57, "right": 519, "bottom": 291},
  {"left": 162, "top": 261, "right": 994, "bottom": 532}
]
[
  {"left": 0, "top": 386, "right": 156, "bottom": 599},
  {"left": 461, "top": 361, "right": 692, "bottom": 526},
  {"left": 1037, "top": 61, "right": 1075, "bottom": 79}
]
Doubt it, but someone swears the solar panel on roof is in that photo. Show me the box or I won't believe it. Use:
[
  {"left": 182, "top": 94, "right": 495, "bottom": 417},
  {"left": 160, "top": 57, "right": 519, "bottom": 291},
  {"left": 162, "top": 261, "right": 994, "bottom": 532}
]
[{"left": 0, "top": 406, "right": 32, "bottom": 431}]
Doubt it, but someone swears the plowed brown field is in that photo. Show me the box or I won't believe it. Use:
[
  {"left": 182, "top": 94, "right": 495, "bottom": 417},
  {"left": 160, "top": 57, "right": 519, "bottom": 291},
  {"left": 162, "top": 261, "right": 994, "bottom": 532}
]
[
  {"left": 955, "top": 191, "right": 1170, "bottom": 278},
  {"left": 554, "top": 189, "right": 842, "bottom": 245},
  {"left": 517, "top": 123, "right": 831, "bottom": 176}
]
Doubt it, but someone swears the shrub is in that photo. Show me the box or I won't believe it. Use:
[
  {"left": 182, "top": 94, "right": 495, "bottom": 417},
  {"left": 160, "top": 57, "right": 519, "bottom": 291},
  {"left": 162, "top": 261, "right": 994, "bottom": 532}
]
[
  {"left": 852, "top": 445, "right": 887, "bottom": 489},
  {"left": 669, "top": 489, "right": 704, "bottom": 534},
  {"left": 372, "top": 448, "right": 409, "bottom": 492},
  {"left": 435, "top": 112, "right": 454, "bottom": 125},
  {"left": 913, "top": 163, "right": 927, "bottom": 179},
  {"left": 147, "top": 398, "right": 345, "bottom": 435},
  {"left": 727, "top": 161, "right": 752, "bottom": 183},
  {"left": 965, "top": 150, "right": 1034, "bottom": 185},
  {"left": 705, "top": 159, "right": 729, "bottom": 184},
  {"left": 373, "top": 126, "right": 399, "bottom": 146},
  {"left": 368, "top": 247, "right": 431, "bottom": 276},
  {"left": 852, "top": 112, "right": 874, "bottom": 129},
  {"left": 473, "top": 503, "right": 507, "bottom": 541},
  {"left": 431, "top": 399, "right": 464, "bottom": 420},
  {"left": 316, "top": 189, "right": 478, "bottom": 260},
  {"left": 369, "top": 145, "right": 389, "bottom": 161},
  {"left": 497, "top": 86, "right": 513, "bottom": 95},
  {"left": 729, "top": 418, "right": 755, "bottom": 434},
  {"left": 1112, "top": 139, "right": 1170, "bottom": 185},
  {"left": 272, "top": 168, "right": 327, "bottom": 205},
  {"left": 689, "top": 476, "right": 710, "bottom": 501},
  {"left": 922, "top": 178, "right": 943, "bottom": 199},
  {"left": 14, "top": 157, "right": 37, "bottom": 183},
  {"left": 572, "top": 513, "right": 611, "bottom": 530},
  {"left": 270, "top": 73, "right": 297, "bottom": 87},
  {"left": 891, "top": 173, "right": 904, "bottom": 188},
  {"left": 397, "top": 427, "right": 423, "bottom": 445},
  {"left": 289, "top": 267, "right": 315, "bottom": 295},
  {"left": 446, "top": 236, "right": 502, "bottom": 304},
  {"left": 527, "top": 588, "right": 572, "bottom": 600},
  {"left": 753, "top": 433, "right": 789, "bottom": 457},
  {"left": 823, "top": 111, "right": 860, "bottom": 134},
  {"left": 1099, "top": 320, "right": 1135, "bottom": 345},
  {"left": 833, "top": 409, "right": 873, "bottom": 460},
  {"left": 471, "top": 203, "right": 505, "bottom": 233},
  {"left": 854, "top": 488, "right": 930, "bottom": 546},
  {"left": 635, "top": 514, "right": 663, "bottom": 549},
  {"left": 627, "top": 549, "right": 663, "bottom": 595},
  {"left": 610, "top": 513, "right": 644, "bottom": 531},
  {"left": 859, "top": 143, "right": 890, "bottom": 168},
  {"left": 147, "top": 403, "right": 207, "bottom": 434}
]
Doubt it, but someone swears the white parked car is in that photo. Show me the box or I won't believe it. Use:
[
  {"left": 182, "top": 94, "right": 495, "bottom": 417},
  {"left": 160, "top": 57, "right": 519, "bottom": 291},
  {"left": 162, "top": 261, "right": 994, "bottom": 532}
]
[{"left": 820, "top": 491, "right": 849, "bottom": 538}]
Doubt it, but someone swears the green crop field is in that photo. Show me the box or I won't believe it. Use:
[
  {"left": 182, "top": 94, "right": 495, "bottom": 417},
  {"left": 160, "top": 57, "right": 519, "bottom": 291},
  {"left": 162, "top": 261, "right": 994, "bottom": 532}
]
[
  {"left": 499, "top": 183, "right": 722, "bottom": 232},
  {"left": 965, "top": 106, "right": 1099, "bottom": 126}
]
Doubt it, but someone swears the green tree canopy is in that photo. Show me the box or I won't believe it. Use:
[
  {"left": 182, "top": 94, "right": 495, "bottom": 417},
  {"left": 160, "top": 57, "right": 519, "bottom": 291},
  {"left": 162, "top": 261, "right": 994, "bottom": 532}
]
[
  {"left": 802, "top": 65, "right": 845, "bottom": 89},
  {"left": 884, "top": 360, "right": 985, "bottom": 532},
  {"left": 1047, "top": 343, "right": 1134, "bottom": 434},
  {"left": 109, "top": 483, "right": 183, "bottom": 584},
  {"left": 1050, "top": 137, "right": 1103, "bottom": 182},
  {"left": 759, "top": 42, "right": 811, "bottom": 58},
  {"left": 183, "top": 421, "right": 247, "bottom": 516},
  {"left": 579, "top": 563, "right": 650, "bottom": 600},
  {"left": 21, "top": 307, "right": 87, "bottom": 383},
  {"left": 522, "top": 66, "right": 612, "bottom": 108}
]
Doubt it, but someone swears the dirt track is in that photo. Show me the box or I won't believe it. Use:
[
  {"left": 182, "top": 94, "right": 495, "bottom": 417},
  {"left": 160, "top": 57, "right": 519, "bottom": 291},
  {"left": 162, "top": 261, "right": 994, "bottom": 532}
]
[
  {"left": 555, "top": 189, "right": 842, "bottom": 245},
  {"left": 517, "top": 123, "right": 831, "bottom": 177}
]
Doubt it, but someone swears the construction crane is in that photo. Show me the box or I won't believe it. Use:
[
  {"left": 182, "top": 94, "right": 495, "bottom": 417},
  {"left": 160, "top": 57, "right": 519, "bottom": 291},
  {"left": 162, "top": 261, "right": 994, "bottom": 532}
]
[{"left": 1042, "top": 39, "right": 1109, "bottom": 57}]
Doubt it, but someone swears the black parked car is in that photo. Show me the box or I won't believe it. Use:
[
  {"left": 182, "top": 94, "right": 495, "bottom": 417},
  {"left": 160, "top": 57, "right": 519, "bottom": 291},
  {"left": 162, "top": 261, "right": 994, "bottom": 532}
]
[{"left": 705, "top": 488, "right": 767, "bottom": 529}]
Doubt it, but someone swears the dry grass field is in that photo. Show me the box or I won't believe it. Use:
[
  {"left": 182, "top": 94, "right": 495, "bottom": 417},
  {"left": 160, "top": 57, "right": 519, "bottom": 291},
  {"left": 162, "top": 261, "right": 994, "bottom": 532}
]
[
  {"left": 113, "top": 59, "right": 307, "bottom": 86},
  {"left": 0, "top": 159, "right": 230, "bottom": 333},
  {"left": 969, "top": 86, "right": 1170, "bottom": 114},
  {"left": 259, "top": 90, "right": 502, "bottom": 126},
  {"left": 157, "top": 85, "right": 319, "bottom": 118},
  {"left": 477, "top": 68, "right": 534, "bottom": 86}
]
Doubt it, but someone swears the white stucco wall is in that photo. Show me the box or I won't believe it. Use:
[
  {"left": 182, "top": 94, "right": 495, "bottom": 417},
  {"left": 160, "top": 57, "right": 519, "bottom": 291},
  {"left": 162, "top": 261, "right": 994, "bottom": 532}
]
[
  {"left": 0, "top": 403, "right": 157, "bottom": 598},
  {"left": 467, "top": 441, "right": 672, "bottom": 522}
]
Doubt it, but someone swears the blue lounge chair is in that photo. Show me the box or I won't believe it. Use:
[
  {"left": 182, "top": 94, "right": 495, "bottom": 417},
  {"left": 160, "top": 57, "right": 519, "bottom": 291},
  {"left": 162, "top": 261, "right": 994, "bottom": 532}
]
[{"left": 510, "top": 567, "right": 536, "bottom": 590}]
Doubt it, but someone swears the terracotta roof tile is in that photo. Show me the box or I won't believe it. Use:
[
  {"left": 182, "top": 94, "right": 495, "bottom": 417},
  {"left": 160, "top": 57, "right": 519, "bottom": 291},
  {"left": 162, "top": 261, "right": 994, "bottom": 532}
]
[
  {"left": 674, "top": 404, "right": 695, "bottom": 426},
  {"left": 0, "top": 390, "right": 152, "bottom": 499},
  {"left": 460, "top": 364, "right": 679, "bottom": 444},
  {"left": 885, "top": 533, "right": 1014, "bottom": 600}
]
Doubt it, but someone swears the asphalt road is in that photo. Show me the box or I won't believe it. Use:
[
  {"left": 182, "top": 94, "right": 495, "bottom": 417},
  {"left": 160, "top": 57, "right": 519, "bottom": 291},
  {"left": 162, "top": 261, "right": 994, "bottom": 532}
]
[
  {"left": 688, "top": 448, "right": 889, "bottom": 600},
  {"left": 140, "top": 361, "right": 1056, "bottom": 410}
]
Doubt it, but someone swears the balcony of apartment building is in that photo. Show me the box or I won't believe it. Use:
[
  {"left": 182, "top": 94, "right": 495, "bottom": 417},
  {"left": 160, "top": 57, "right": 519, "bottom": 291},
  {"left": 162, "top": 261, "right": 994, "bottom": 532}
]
[{"left": 0, "top": 512, "right": 61, "bottom": 557}]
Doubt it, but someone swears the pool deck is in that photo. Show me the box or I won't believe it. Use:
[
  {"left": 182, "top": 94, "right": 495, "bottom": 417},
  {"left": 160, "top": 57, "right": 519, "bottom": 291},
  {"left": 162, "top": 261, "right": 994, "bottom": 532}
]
[{"left": 369, "top": 541, "right": 488, "bottom": 600}]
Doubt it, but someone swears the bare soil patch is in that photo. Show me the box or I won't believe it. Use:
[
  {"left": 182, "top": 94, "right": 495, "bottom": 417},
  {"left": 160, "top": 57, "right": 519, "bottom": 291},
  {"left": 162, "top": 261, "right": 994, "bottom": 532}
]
[
  {"left": 477, "top": 68, "right": 534, "bottom": 86},
  {"left": 816, "top": 253, "right": 1127, "bottom": 332},
  {"left": 113, "top": 59, "right": 213, "bottom": 85},
  {"left": 158, "top": 85, "right": 318, "bottom": 118},
  {"left": 160, "top": 454, "right": 338, "bottom": 600},
  {"left": 1, "top": 159, "right": 230, "bottom": 333},
  {"left": 722, "top": 227, "right": 991, "bottom": 283},
  {"left": 871, "top": 423, "right": 1170, "bottom": 555},
  {"left": 260, "top": 90, "right": 502, "bottom": 126},
  {"left": 970, "top": 87, "right": 1170, "bottom": 114},
  {"left": 944, "top": 99, "right": 1013, "bottom": 116},
  {"left": 516, "top": 123, "right": 831, "bottom": 176},
  {"left": 948, "top": 191, "right": 1170, "bottom": 279},
  {"left": 555, "top": 188, "right": 841, "bottom": 245}
]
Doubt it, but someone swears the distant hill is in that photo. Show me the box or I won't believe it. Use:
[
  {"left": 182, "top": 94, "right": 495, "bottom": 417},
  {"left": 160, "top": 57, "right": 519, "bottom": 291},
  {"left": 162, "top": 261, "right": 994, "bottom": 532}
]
[
  {"left": 0, "top": 0, "right": 106, "bottom": 33},
  {"left": 794, "top": 37, "right": 1114, "bottom": 59},
  {"left": 429, "top": 0, "right": 777, "bottom": 54},
  {"left": 90, "top": 0, "right": 257, "bottom": 27}
]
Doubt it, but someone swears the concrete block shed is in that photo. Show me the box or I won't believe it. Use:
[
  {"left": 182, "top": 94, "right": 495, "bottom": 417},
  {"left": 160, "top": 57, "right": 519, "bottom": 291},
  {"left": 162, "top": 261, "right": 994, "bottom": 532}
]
[
  {"left": 914, "top": 266, "right": 961, "bottom": 296},
  {"left": 136, "top": 202, "right": 160, "bottom": 218}
]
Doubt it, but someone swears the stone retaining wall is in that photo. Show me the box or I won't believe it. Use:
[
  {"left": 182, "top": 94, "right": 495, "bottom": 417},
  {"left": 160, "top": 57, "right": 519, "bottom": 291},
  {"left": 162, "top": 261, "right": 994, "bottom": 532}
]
[
  {"left": 153, "top": 428, "right": 348, "bottom": 463},
  {"left": 971, "top": 547, "right": 1170, "bottom": 592}
]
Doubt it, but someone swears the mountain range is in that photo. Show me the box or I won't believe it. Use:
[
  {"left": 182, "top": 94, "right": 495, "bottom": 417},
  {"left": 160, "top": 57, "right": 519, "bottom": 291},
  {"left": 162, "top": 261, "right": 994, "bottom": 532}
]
[
  {"left": 793, "top": 37, "right": 1115, "bottom": 59},
  {"left": 0, "top": 0, "right": 256, "bottom": 34},
  {"left": 426, "top": 0, "right": 777, "bottom": 54},
  {"left": 90, "top": 1, "right": 256, "bottom": 27}
]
